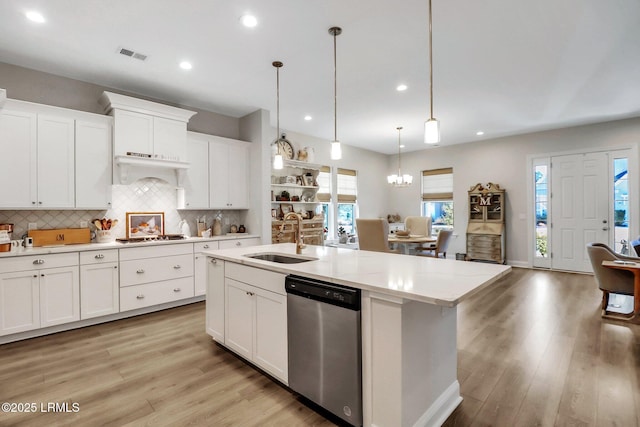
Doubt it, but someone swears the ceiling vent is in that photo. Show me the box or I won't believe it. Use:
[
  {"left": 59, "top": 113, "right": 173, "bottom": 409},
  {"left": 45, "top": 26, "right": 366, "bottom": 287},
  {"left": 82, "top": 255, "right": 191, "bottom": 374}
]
[{"left": 118, "top": 47, "right": 147, "bottom": 61}]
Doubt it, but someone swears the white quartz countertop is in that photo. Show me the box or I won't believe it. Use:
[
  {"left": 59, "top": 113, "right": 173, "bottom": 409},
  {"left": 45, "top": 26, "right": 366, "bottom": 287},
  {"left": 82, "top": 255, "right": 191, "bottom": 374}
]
[
  {"left": 0, "top": 234, "right": 260, "bottom": 258},
  {"left": 203, "top": 243, "right": 512, "bottom": 307}
]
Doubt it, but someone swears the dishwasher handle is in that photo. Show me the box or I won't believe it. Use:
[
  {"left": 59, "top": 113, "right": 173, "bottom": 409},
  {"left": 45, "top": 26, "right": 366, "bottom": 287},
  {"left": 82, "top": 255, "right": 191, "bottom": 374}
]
[{"left": 285, "top": 275, "right": 361, "bottom": 310}]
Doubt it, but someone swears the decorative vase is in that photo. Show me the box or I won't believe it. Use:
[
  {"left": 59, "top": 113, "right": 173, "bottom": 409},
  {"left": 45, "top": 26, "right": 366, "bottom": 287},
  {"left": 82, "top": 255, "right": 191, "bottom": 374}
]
[
  {"left": 213, "top": 219, "right": 222, "bottom": 236},
  {"left": 238, "top": 224, "right": 246, "bottom": 233}
]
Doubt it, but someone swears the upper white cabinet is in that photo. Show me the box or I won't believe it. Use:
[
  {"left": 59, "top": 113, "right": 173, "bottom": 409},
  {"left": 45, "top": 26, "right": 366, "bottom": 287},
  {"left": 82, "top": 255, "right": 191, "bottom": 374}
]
[
  {"left": 183, "top": 132, "right": 210, "bottom": 209},
  {"left": 210, "top": 136, "right": 249, "bottom": 209},
  {"left": 0, "top": 108, "right": 37, "bottom": 208},
  {"left": 37, "top": 115, "right": 75, "bottom": 208},
  {"left": 75, "top": 117, "right": 113, "bottom": 209}
]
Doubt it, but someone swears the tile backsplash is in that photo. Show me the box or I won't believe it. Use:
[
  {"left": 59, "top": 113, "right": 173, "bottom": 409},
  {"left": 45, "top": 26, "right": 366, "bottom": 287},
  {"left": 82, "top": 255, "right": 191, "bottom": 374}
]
[{"left": 0, "top": 178, "right": 245, "bottom": 240}]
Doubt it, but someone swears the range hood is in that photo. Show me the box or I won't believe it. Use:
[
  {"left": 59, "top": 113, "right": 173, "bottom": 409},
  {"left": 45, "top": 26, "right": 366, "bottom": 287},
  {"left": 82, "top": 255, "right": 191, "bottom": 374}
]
[{"left": 114, "top": 155, "right": 190, "bottom": 186}]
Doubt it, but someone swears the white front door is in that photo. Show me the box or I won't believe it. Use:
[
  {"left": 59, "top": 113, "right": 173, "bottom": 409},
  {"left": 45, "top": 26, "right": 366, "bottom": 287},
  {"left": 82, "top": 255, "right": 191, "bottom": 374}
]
[{"left": 551, "top": 152, "right": 609, "bottom": 272}]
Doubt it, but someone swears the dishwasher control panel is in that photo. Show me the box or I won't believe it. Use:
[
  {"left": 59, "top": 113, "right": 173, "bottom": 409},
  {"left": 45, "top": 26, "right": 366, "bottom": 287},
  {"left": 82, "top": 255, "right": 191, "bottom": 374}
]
[{"left": 285, "top": 275, "right": 361, "bottom": 310}]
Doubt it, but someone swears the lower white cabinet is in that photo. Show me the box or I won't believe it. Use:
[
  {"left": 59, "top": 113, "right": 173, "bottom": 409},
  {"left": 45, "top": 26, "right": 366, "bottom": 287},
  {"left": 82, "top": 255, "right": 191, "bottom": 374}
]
[
  {"left": 223, "top": 269, "right": 288, "bottom": 383},
  {"left": 80, "top": 250, "right": 119, "bottom": 319},
  {"left": 120, "top": 277, "right": 194, "bottom": 311},
  {"left": 0, "top": 253, "right": 79, "bottom": 336},
  {"left": 206, "top": 257, "right": 225, "bottom": 343},
  {"left": 195, "top": 241, "right": 218, "bottom": 296},
  {"left": 218, "top": 237, "right": 261, "bottom": 250}
]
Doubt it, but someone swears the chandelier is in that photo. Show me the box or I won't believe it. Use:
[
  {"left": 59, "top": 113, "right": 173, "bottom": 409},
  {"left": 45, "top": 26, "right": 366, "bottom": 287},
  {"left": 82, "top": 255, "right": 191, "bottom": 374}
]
[{"left": 387, "top": 127, "right": 413, "bottom": 186}]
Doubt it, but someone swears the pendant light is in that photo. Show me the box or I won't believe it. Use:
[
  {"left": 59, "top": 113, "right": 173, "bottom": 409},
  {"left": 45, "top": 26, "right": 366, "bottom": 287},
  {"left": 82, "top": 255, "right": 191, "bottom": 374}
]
[
  {"left": 424, "top": 0, "right": 440, "bottom": 144},
  {"left": 387, "top": 127, "right": 413, "bottom": 186},
  {"left": 272, "top": 61, "right": 284, "bottom": 170},
  {"left": 329, "top": 26, "right": 342, "bottom": 160}
]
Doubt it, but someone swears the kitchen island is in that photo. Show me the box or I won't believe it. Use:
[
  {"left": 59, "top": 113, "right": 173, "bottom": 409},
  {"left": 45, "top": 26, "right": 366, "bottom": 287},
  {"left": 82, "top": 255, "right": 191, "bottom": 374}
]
[{"left": 204, "top": 243, "right": 511, "bottom": 427}]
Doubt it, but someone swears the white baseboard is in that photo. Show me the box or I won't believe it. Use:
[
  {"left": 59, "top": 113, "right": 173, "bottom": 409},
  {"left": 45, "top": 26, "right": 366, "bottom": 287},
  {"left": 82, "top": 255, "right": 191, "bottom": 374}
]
[{"left": 412, "top": 380, "right": 462, "bottom": 427}]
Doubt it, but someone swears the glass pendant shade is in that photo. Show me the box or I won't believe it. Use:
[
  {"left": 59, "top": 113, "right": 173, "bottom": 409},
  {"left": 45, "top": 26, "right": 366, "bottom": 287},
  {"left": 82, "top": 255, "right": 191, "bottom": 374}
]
[
  {"left": 424, "top": 118, "right": 440, "bottom": 144},
  {"left": 273, "top": 153, "right": 284, "bottom": 170},
  {"left": 331, "top": 141, "right": 342, "bottom": 160},
  {"left": 388, "top": 126, "right": 413, "bottom": 187}
]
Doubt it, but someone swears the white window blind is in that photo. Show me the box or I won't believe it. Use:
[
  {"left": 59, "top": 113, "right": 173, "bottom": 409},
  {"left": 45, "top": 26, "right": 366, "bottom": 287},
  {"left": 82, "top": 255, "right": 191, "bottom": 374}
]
[
  {"left": 337, "top": 168, "right": 357, "bottom": 203},
  {"left": 422, "top": 168, "right": 453, "bottom": 201},
  {"left": 316, "top": 166, "right": 331, "bottom": 202}
]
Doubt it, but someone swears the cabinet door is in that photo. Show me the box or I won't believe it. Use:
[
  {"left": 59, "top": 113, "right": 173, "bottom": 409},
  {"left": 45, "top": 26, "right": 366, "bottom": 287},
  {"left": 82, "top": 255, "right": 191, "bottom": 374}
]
[
  {"left": 39, "top": 266, "right": 80, "bottom": 327},
  {"left": 80, "top": 263, "right": 119, "bottom": 319},
  {"left": 75, "top": 119, "right": 112, "bottom": 209},
  {"left": 225, "top": 278, "right": 254, "bottom": 360},
  {"left": 253, "top": 287, "right": 288, "bottom": 382},
  {"left": 0, "top": 271, "right": 40, "bottom": 336},
  {"left": 0, "top": 109, "right": 37, "bottom": 208},
  {"left": 153, "top": 117, "right": 187, "bottom": 161},
  {"left": 113, "top": 109, "right": 153, "bottom": 157},
  {"left": 206, "top": 258, "right": 224, "bottom": 342},
  {"left": 227, "top": 143, "right": 249, "bottom": 208},
  {"left": 194, "top": 253, "right": 207, "bottom": 296},
  {"left": 37, "top": 115, "right": 75, "bottom": 208},
  {"left": 209, "top": 139, "right": 230, "bottom": 208},
  {"left": 184, "top": 137, "right": 209, "bottom": 208}
]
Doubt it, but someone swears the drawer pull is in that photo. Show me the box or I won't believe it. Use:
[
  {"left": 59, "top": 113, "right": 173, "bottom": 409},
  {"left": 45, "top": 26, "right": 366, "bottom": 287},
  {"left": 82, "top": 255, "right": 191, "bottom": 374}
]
[
  {"left": 173, "top": 265, "right": 181, "bottom": 269},
  {"left": 173, "top": 288, "right": 181, "bottom": 292},
  {"left": 203, "top": 244, "right": 209, "bottom": 249},
  {"left": 95, "top": 254, "right": 105, "bottom": 259},
  {"left": 246, "top": 291, "right": 255, "bottom": 296},
  {"left": 136, "top": 294, "right": 145, "bottom": 299},
  {"left": 136, "top": 269, "right": 145, "bottom": 274},
  {"left": 236, "top": 241, "right": 242, "bottom": 246},
  {"left": 33, "top": 259, "right": 45, "bottom": 265}
]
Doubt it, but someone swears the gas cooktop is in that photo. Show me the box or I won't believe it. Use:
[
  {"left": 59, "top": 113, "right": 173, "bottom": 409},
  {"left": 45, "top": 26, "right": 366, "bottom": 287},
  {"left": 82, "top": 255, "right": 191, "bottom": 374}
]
[{"left": 116, "top": 234, "right": 186, "bottom": 243}]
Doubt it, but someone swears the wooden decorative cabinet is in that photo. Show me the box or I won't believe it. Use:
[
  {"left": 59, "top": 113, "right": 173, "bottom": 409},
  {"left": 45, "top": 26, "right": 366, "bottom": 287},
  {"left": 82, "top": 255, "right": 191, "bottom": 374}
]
[{"left": 466, "top": 183, "right": 505, "bottom": 264}]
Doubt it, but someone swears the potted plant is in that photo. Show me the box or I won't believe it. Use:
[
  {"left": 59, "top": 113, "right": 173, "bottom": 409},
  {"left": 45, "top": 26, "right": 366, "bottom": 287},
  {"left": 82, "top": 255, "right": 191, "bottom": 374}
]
[
  {"left": 280, "top": 190, "right": 290, "bottom": 201},
  {"left": 338, "top": 226, "right": 348, "bottom": 244}
]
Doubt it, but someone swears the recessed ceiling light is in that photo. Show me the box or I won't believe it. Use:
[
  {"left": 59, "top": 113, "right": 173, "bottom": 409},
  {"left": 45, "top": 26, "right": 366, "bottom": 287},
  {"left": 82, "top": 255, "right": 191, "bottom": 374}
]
[
  {"left": 240, "top": 14, "right": 257, "bottom": 28},
  {"left": 25, "top": 10, "right": 45, "bottom": 23},
  {"left": 396, "top": 84, "right": 408, "bottom": 92},
  {"left": 399, "top": 145, "right": 405, "bottom": 148},
  {"left": 304, "top": 115, "right": 312, "bottom": 121},
  {"left": 179, "top": 61, "right": 192, "bottom": 70},
  {"left": 476, "top": 131, "right": 484, "bottom": 136}
]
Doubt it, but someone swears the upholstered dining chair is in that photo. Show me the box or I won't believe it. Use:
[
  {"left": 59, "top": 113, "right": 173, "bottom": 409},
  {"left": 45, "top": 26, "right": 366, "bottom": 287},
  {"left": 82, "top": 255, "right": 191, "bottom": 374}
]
[
  {"left": 586, "top": 242, "right": 637, "bottom": 318},
  {"left": 356, "top": 218, "right": 399, "bottom": 253},
  {"left": 416, "top": 229, "right": 453, "bottom": 258},
  {"left": 404, "top": 216, "right": 432, "bottom": 237}
]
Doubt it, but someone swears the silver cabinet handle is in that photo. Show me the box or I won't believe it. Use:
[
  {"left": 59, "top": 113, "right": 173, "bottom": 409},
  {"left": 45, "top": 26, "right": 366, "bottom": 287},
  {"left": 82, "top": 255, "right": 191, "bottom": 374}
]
[
  {"left": 33, "top": 259, "right": 45, "bottom": 265},
  {"left": 38, "top": 201, "right": 42, "bottom": 205},
  {"left": 210, "top": 259, "right": 217, "bottom": 264},
  {"left": 173, "top": 288, "right": 181, "bottom": 292},
  {"left": 32, "top": 201, "right": 36, "bottom": 205},
  {"left": 136, "top": 269, "right": 145, "bottom": 274},
  {"left": 95, "top": 254, "right": 105, "bottom": 259},
  {"left": 204, "top": 244, "right": 209, "bottom": 249},
  {"left": 136, "top": 294, "right": 145, "bottom": 299},
  {"left": 173, "top": 265, "right": 181, "bottom": 269},
  {"left": 236, "top": 241, "right": 242, "bottom": 246},
  {"left": 245, "top": 291, "right": 255, "bottom": 296}
]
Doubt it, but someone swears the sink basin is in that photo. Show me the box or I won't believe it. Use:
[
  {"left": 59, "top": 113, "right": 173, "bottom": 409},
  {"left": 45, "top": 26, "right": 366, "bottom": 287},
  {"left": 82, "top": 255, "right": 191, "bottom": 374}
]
[{"left": 244, "top": 252, "right": 318, "bottom": 264}]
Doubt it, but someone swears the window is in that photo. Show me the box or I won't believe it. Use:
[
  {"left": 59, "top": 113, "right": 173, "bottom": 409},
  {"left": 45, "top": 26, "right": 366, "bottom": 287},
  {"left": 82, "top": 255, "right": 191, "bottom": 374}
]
[
  {"left": 337, "top": 168, "right": 357, "bottom": 235},
  {"left": 534, "top": 163, "right": 549, "bottom": 258},
  {"left": 316, "top": 166, "right": 332, "bottom": 236},
  {"left": 613, "top": 157, "right": 629, "bottom": 253},
  {"left": 421, "top": 168, "right": 453, "bottom": 231}
]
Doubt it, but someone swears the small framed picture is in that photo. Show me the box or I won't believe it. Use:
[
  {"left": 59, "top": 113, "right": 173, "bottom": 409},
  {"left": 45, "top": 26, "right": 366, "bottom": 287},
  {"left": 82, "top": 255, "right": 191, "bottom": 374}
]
[
  {"left": 271, "top": 209, "right": 278, "bottom": 219},
  {"left": 303, "top": 174, "right": 315, "bottom": 187},
  {"left": 280, "top": 204, "right": 293, "bottom": 216},
  {"left": 126, "top": 212, "right": 164, "bottom": 238},
  {"left": 296, "top": 175, "right": 304, "bottom": 186}
]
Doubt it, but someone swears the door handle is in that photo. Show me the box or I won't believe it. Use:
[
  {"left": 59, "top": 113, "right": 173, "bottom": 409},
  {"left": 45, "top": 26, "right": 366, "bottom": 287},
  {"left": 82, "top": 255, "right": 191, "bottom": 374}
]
[{"left": 602, "top": 227, "right": 609, "bottom": 231}]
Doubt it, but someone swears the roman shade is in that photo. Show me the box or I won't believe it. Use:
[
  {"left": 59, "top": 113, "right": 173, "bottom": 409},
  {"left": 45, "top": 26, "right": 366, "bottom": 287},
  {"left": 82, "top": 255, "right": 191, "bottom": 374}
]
[
  {"left": 422, "top": 168, "right": 453, "bottom": 201},
  {"left": 337, "top": 168, "right": 357, "bottom": 203},
  {"left": 316, "top": 166, "right": 331, "bottom": 202}
]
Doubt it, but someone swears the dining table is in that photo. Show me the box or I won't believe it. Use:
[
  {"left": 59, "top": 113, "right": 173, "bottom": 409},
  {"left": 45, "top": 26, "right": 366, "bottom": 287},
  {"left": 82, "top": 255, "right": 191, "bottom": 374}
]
[{"left": 388, "top": 234, "right": 436, "bottom": 255}]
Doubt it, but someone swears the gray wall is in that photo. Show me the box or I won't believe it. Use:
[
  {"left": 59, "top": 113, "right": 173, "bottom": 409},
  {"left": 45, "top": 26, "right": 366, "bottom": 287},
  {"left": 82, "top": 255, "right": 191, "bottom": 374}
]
[{"left": 0, "top": 62, "right": 240, "bottom": 139}]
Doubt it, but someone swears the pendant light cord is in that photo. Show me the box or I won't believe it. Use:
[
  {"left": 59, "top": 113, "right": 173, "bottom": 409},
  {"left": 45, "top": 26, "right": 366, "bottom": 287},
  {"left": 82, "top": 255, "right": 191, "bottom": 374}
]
[
  {"left": 428, "top": 0, "right": 434, "bottom": 120},
  {"left": 272, "top": 61, "right": 283, "bottom": 154},
  {"left": 397, "top": 127, "right": 403, "bottom": 175},
  {"left": 333, "top": 30, "right": 338, "bottom": 142}
]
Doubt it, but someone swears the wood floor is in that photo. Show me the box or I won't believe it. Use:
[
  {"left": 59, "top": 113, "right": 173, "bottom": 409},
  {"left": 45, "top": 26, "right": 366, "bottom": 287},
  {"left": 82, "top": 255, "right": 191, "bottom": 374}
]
[{"left": 1, "top": 268, "right": 638, "bottom": 426}]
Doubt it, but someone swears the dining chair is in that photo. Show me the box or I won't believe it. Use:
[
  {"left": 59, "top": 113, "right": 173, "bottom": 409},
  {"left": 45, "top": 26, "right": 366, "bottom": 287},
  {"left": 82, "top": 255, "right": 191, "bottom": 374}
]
[
  {"left": 416, "top": 229, "right": 453, "bottom": 258},
  {"left": 356, "top": 219, "right": 399, "bottom": 253},
  {"left": 404, "top": 216, "right": 432, "bottom": 237},
  {"left": 586, "top": 242, "right": 637, "bottom": 318}
]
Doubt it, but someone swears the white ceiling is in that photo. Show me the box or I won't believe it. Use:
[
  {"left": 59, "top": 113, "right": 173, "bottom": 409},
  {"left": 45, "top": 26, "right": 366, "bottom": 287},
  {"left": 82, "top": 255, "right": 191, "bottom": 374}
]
[{"left": 0, "top": 0, "right": 639, "bottom": 154}]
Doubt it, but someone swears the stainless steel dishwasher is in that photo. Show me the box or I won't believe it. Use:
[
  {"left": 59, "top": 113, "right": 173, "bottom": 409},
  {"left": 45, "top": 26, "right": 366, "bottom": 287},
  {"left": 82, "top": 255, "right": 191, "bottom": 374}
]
[{"left": 285, "top": 275, "right": 362, "bottom": 426}]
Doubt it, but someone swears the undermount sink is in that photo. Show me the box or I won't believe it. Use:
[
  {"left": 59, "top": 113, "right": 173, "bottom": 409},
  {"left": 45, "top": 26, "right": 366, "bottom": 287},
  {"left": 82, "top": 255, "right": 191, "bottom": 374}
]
[{"left": 244, "top": 252, "right": 318, "bottom": 264}]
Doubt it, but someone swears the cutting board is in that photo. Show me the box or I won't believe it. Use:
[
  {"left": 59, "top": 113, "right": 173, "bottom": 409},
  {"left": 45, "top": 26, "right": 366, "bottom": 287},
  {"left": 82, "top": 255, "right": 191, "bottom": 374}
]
[{"left": 28, "top": 228, "right": 91, "bottom": 247}]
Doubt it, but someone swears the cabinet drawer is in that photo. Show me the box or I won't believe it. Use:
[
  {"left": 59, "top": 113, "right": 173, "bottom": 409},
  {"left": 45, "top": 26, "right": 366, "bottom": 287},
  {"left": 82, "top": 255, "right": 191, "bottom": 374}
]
[
  {"left": 219, "top": 238, "right": 261, "bottom": 250},
  {"left": 468, "top": 247, "right": 502, "bottom": 259},
  {"left": 0, "top": 252, "right": 78, "bottom": 273},
  {"left": 226, "top": 262, "right": 286, "bottom": 295},
  {"left": 467, "top": 239, "right": 501, "bottom": 249},
  {"left": 120, "top": 277, "right": 194, "bottom": 311},
  {"left": 467, "top": 234, "right": 500, "bottom": 243},
  {"left": 119, "top": 243, "right": 193, "bottom": 261},
  {"left": 80, "top": 249, "right": 119, "bottom": 265},
  {"left": 120, "top": 254, "right": 194, "bottom": 287},
  {"left": 194, "top": 241, "right": 219, "bottom": 252}
]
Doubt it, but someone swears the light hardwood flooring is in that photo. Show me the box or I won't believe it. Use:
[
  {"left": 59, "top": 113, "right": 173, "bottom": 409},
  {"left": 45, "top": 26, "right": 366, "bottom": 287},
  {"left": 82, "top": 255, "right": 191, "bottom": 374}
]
[{"left": 1, "top": 268, "right": 638, "bottom": 426}]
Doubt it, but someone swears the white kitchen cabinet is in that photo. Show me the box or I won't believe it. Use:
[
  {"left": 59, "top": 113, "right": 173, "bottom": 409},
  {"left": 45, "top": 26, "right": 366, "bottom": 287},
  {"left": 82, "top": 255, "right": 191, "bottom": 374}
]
[
  {"left": 223, "top": 265, "right": 288, "bottom": 383},
  {"left": 195, "top": 241, "right": 218, "bottom": 296},
  {"left": 183, "top": 134, "right": 210, "bottom": 209},
  {"left": 0, "top": 271, "right": 40, "bottom": 335},
  {"left": 153, "top": 116, "right": 187, "bottom": 161},
  {"left": 0, "top": 253, "right": 79, "bottom": 336},
  {"left": 75, "top": 118, "right": 113, "bottom": 209},
  {"left": 0, "top": 109, "right": 36, "bottom": 208},
  {"left": 37, "top": 114, "right": 75, "bottom": 208},
  {"left": 218, "top": 237, "right": 262, "bottom": 250},
  {"left": 80, "top": 250, "right": 119, "bottom": 319},
  {"left": 112, "top": 109, "right": 154, "bottom": 157},
  {"left": 39, "top": 266, "right": 80, "bottom": 327},
  {"left": 210, "top": 137, "right": 250, "bottom": 209},
  {"left": 206, "top": 256, "right": 224, "bottom": 343}
]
